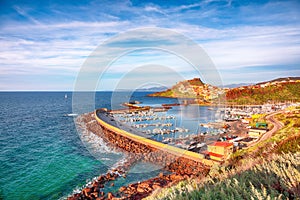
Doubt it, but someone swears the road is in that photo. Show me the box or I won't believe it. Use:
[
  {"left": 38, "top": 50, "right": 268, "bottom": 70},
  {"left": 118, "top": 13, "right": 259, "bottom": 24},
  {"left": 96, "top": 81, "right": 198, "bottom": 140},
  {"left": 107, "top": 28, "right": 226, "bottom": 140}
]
[
  {"left": 250, "top": 111, "right": 284, "bottom": 146},
  {"left": 226, "top": 120, "right": 248, "bottom": 136}
]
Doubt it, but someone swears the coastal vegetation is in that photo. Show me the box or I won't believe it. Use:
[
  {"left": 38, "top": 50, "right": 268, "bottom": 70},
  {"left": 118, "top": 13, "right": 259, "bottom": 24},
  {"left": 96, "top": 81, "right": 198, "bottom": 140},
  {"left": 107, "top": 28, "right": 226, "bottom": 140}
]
[
  {"left": 146, "top": 153, "right": 300, "bottom": 200},
  {"left": 146, "top": 108, "right": 300, "bottom": 200}
]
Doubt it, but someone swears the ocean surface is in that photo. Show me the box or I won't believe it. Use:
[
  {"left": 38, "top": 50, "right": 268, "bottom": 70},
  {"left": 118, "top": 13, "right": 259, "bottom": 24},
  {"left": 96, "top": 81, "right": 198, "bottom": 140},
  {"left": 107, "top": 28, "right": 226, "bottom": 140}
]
[{"left": 0, "top": 92, "right": 220, "bottom": 200}]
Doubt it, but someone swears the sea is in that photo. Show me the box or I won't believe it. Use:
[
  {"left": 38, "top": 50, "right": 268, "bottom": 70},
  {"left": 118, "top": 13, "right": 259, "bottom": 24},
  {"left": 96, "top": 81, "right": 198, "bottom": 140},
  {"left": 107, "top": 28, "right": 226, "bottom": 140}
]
[{"left": 0, "top": 92, "right": 221, "bottom": 200}]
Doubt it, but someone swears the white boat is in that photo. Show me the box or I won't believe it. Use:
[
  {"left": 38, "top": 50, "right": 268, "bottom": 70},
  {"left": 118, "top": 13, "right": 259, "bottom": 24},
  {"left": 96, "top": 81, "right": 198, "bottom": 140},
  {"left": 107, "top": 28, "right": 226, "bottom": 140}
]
[{"left": 65, "top": 113, "right": 78, "bottom": 117}]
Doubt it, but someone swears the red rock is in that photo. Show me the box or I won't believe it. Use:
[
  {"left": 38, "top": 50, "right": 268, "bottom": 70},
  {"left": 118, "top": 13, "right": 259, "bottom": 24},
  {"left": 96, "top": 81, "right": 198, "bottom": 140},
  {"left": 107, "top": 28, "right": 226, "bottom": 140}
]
[
  {"left": 170, "top": 174, "right": 183, "bottom": 181},
  {"left": 152, "top": 184, "right": 162, "bottom": 190},
  {"left": 137, "top": 187, "right": 145, "bottom": 193},
  {"left": 98, "top": 191, "right": 104, "bottom": 196},
  {"left": 139, "top": 182, "right": 150, "bottom": 188},
  {"left": 82, "top": 188, "right": 91, "bottom": 196},
  {"left": 158, "top": 172, "right": 164, "bottom": 178},
  {"left": 107, "top": 192, "right": 114, "bottom": 199},
  {"left": 119, "top": 186, "right": 126, "bottom": 192},
  {"left": 91, "top": 192, "right": 98, "bottom": 198}
]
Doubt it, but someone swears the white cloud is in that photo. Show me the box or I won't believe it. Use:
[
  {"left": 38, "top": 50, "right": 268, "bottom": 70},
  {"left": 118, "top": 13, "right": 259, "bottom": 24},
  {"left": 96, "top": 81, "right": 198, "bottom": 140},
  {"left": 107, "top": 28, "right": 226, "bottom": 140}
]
[{"left": 1, "top": 0, "right": 300, "bottom": 90}]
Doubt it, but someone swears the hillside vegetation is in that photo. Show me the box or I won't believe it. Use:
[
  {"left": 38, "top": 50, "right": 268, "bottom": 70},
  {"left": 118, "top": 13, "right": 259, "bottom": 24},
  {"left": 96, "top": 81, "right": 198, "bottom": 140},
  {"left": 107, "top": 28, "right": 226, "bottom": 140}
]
[
  {"left": 226, "top": 82, "right": 300, "bottom": 104},
  {"left": 148, "top": 77, "right": 300, "bottom": 105},
  {"left": 146, "top": 153, "right": 300, "bottom": 200}
]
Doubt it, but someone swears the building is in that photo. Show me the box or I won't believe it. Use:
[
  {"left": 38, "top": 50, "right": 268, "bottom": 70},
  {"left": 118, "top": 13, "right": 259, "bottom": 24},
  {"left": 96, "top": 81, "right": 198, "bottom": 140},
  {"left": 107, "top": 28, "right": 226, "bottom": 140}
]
[
  {"left": 206, "top": 142, "right": 234, "bottom": 161},
  {"left": 248, "top": 128, "right": 267, "bottom": 138}
]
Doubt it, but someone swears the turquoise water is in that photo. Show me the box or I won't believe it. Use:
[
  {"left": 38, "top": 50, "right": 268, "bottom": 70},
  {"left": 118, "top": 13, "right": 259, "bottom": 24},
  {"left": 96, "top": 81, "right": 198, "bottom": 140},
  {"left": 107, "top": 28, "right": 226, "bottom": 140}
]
[
  {"left": 0, "top": 92, "right": 179, "bottom": 199},
  {"left": 0, "top": 92, "right": 106, "bottom": 199},
  {"left": 0, "top": 92, "right": 218, "bottom": 200}
]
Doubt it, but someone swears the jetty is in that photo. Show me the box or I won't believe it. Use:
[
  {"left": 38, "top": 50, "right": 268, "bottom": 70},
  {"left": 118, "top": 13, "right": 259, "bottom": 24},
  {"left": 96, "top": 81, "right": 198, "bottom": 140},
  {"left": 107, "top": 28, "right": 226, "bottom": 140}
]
[{"left": 95, "top": 109, "right": 214, "bottom": 167}]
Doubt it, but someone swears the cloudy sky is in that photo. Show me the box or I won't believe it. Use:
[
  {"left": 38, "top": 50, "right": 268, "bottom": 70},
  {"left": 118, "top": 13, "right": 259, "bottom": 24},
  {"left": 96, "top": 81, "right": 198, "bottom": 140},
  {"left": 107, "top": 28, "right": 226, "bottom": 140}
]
[{"left": 1, "top": 0, "right": 300, "bottom": 90}]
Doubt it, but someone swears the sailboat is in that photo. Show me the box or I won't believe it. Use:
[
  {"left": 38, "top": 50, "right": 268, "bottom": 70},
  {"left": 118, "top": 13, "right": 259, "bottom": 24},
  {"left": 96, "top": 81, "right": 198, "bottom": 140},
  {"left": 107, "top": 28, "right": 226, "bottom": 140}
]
[{"left": 65, "top": 94, "right": 68, "bottom": 99}]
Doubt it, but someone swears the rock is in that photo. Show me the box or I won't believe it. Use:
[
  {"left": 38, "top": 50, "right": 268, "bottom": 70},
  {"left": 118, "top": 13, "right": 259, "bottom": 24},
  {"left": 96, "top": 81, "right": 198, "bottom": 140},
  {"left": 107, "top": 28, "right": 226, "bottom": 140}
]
[
  {"left": 139, "top": 182, "right": 150, "bottom": 188},
  {"left": 119, "top": 186, "right": 126, "bottom": 192},
  {"left": 137, "top": 187, "right": 145, "bottom": 193},
  {"left": 158, "top": 172, "right": 164, "bottom": 178},
  {"left": 170, "top": 174, "right": 183, "bottom": 181},
  {"left": 91, "top": 192, "right": 98, "bottom": 198},
  {"left": 107, "top": 192, "right": 114, "bottom": 199},
  {"left": 152, "top": 184, "right": 162, "bottom": 190},
  {"left": 110, "top": 183, "right": 115, "bottom": 186},
  {"left": 82, "top": 188, "right": 91, "bottom": 196},
  {"left": 99, "top": 191, "right": 105, "bottom": 196}
]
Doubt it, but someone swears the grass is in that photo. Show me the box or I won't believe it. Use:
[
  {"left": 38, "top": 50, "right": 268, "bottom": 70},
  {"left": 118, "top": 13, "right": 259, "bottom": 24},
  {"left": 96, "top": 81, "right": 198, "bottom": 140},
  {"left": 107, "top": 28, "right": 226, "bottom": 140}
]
[{"left": 146, "top": 153, "right": 300, "bottom": 200}]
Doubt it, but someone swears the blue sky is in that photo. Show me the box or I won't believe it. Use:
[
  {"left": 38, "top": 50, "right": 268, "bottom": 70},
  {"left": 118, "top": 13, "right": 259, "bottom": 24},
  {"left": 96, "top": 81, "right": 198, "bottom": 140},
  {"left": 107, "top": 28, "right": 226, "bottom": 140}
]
[{"left": 1, "top": 0, "right": 300, "bottom": 90}]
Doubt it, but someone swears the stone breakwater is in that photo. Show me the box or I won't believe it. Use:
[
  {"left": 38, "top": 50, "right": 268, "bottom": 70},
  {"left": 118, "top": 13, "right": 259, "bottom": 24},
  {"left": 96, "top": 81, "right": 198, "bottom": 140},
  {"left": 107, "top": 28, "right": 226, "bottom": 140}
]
[{"left": 68, "top": 112, "right": 211, "bottom": 200}]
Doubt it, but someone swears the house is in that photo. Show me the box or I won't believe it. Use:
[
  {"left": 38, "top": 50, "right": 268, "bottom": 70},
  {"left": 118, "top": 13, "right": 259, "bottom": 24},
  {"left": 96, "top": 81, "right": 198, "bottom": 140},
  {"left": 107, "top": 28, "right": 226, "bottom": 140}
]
[
  {"left": 206, "top": 142, "right": 234, "bottom": 161},
  {"left": 248, "top": 128, "right": 267, "bottom": 138}
]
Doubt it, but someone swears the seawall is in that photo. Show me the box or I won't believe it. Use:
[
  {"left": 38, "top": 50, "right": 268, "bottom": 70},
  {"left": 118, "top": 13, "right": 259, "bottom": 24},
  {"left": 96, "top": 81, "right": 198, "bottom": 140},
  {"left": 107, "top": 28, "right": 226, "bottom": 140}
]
[{"left": 94, "top": 109, "right": 214, "bottom": 173}]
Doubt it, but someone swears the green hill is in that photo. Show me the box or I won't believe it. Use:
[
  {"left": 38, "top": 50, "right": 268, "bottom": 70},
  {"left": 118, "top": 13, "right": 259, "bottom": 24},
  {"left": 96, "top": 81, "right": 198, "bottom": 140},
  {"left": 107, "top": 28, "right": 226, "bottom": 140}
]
[{"left": 226, "top": 80, "right": 300, "bottom": 104}]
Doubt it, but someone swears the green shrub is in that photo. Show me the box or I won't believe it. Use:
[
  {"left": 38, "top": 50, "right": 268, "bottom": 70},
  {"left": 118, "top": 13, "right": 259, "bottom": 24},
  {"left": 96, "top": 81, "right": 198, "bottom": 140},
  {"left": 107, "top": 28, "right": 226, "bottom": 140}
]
[{"left": 146, "top": 153, "right": 300, "bottom": 200}]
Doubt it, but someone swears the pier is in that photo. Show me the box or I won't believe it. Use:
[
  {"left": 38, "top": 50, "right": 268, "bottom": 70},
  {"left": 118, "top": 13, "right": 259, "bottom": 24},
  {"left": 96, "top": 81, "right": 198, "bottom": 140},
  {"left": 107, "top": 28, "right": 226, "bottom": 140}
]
[{"left": 94, "top": 109, "right": 215, "bottom": 168}]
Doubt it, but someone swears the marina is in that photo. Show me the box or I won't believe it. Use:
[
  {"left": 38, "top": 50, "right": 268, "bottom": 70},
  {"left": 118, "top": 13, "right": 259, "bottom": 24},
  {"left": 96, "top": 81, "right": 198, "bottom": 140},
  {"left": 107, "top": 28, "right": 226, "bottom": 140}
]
[{"left": 97, "top": 101, "right": 298, "bottom": 161}]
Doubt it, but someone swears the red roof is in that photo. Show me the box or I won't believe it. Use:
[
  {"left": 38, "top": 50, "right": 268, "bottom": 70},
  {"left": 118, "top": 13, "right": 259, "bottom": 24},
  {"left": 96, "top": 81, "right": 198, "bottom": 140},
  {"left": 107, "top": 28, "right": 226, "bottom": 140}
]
[
  {"left": 202, "top": 151, "right": 224, "bottom": 158},
  {"left": 212, "top": 141, "right": 233, "bottom": 147},
  {"left": 208, "top": 152, "right": 224, "bottom": 158}
]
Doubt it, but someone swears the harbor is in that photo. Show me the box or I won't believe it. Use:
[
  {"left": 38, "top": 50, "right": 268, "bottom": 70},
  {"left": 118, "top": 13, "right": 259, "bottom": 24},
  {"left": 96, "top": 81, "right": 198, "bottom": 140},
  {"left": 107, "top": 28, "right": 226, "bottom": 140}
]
[
  {"left": 99, "top": 101, "right": 297, "bottom": 160},
  {"left": 68, "top": 98, "right": 299, "bottom": 199}
]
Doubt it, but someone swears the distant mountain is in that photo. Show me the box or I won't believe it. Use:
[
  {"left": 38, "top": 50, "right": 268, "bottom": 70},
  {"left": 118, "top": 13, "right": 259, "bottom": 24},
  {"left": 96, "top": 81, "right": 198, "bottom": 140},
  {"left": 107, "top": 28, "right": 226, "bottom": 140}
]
[
  {"left": 256, "top": 77, "right": 300, "bottom": 85},
  {"left": 221, "top": 83, "right": 253, "bottom": 88},
  {"left": 136, "top": 86, "right": 168, "bottom": 92}
]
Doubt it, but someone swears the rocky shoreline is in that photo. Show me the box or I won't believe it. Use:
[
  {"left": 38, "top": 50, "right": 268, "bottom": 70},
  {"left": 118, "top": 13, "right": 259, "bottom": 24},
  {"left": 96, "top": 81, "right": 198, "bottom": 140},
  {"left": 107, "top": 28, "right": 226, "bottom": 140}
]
[{"left": 68, "top": 112, "right": 210, "bottom": 200}]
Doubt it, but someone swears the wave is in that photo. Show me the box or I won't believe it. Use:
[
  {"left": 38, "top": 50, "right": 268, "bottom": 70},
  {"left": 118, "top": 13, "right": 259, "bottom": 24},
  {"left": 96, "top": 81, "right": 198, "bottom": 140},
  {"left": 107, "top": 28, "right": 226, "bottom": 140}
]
[{"left": 77, "top": 117, "right": 115, "bottom": 154}]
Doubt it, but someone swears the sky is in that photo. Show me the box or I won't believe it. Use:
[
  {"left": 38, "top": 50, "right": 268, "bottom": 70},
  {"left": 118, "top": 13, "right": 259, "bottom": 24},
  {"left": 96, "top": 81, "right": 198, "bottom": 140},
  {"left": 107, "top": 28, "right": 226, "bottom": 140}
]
[{"left": 1, "top": 0, "right": 300, "bottom": 91}]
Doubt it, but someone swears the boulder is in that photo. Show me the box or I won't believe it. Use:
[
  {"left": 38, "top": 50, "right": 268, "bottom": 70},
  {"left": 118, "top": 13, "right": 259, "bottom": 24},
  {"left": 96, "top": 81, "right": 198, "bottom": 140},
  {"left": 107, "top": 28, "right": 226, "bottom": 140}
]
[
  {"left": 136, "top": 187, "right": 145, "bottom": 193},
  {"left": 152, "top": 184, "right": 162, "bottom": 190},
  {"left": 119, "top": 186, "right": 126, "bottom": 192},
  {"left": 107, "top": 192, "right": 114, "bottom": 199},
  {"left": 82, "top": 188, "right": 91, "bottom": 196}
]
